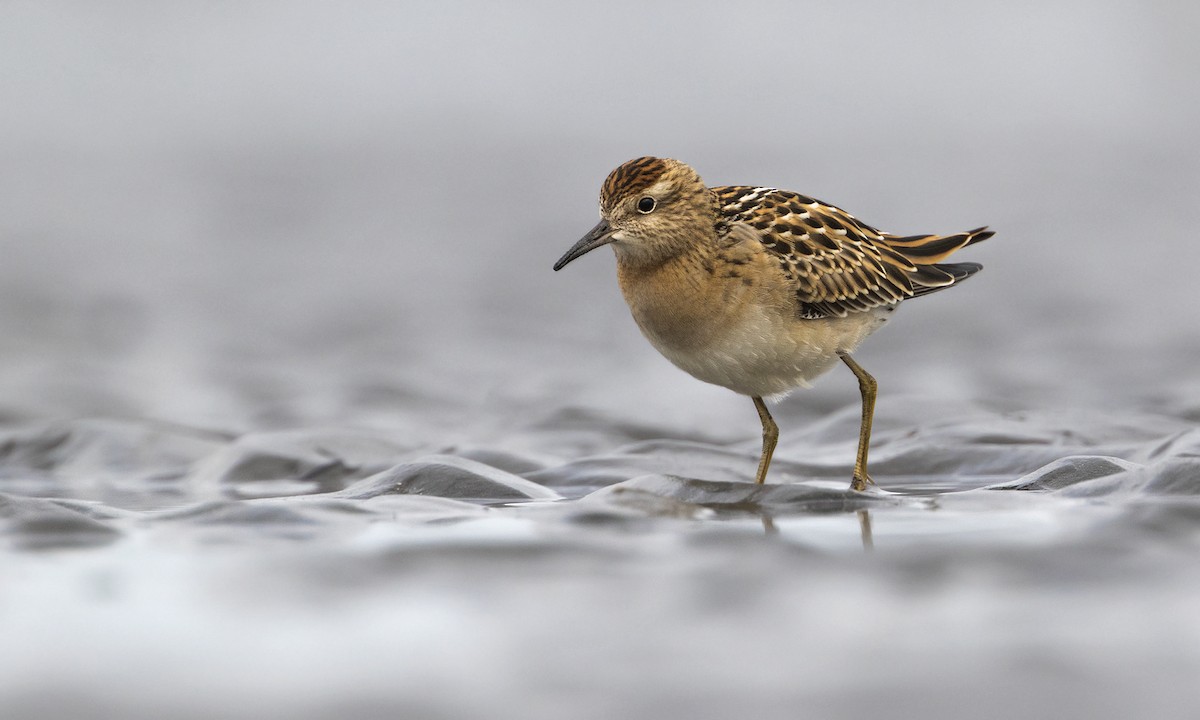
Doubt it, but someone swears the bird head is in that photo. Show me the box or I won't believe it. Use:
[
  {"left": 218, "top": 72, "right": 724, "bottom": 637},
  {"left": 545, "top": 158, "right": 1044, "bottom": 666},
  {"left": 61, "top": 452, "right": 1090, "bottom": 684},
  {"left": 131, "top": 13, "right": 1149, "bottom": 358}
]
[{"left": 554, "top": 157, "right": 714, "bottom": 271}]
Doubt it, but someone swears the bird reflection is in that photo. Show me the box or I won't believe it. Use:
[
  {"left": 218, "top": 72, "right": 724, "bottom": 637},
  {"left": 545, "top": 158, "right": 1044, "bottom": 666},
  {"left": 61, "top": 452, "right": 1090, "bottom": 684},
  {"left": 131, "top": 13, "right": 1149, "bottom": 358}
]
[{"left": 760, "top": 508, "right": 874, "bottom": 552}]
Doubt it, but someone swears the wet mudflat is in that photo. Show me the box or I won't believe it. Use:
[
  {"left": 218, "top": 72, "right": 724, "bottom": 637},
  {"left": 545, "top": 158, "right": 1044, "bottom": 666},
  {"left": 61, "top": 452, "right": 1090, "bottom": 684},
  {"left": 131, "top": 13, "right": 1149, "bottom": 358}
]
[{"left": 2, "top": 404, "right": 1200, "bottom": 719}]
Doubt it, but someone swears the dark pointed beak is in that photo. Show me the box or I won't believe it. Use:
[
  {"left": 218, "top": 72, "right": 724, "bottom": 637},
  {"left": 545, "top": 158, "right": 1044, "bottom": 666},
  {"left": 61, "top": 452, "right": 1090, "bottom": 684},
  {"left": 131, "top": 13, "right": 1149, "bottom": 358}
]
[{"left": 553, "top": 219, "right": 616, "bottom": 271}]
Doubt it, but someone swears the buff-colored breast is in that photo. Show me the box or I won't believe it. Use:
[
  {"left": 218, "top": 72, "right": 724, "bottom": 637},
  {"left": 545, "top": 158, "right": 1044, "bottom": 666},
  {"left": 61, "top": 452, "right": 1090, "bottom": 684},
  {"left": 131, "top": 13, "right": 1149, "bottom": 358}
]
[{"left": 616, "top": 246, "right": 894, "bottom": 397}]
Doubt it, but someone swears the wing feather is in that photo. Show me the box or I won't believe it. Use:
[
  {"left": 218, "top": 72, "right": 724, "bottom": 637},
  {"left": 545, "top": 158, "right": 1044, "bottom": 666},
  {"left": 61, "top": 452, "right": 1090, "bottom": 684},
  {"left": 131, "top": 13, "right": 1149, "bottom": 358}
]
[{"left": 713, "top": 186, "right": 992, "bottom": 318}]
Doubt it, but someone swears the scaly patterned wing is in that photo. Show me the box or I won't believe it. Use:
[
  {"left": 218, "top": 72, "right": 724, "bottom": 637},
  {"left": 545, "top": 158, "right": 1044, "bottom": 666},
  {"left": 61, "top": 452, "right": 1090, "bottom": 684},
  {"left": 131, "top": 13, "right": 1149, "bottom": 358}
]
[{"left": 713, "top": 186, "right": 991, "bottom": 318}]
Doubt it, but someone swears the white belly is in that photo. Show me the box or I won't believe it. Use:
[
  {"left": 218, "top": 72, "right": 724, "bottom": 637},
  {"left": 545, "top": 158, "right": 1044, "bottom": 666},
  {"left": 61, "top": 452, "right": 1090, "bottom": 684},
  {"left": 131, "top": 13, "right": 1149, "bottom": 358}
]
[{"left": 643, "top": 305, "right": 896, "bottom": 398}]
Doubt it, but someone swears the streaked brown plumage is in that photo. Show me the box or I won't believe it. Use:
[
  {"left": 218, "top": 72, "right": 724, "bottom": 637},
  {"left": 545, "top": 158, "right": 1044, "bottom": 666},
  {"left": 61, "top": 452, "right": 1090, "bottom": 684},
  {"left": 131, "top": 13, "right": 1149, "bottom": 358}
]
[{"left": 554, "top": 157, "right": 993, "bottom": 490}]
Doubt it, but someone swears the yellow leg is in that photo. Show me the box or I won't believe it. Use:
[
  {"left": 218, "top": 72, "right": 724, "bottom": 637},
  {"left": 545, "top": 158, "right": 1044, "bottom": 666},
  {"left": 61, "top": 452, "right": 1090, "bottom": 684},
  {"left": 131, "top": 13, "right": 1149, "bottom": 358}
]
[
  {"left": 751, "top": 396, "right": 778, "bottom": 485},
  {"left": 838, "top": 352, "right": 877, "bottom": 492}
]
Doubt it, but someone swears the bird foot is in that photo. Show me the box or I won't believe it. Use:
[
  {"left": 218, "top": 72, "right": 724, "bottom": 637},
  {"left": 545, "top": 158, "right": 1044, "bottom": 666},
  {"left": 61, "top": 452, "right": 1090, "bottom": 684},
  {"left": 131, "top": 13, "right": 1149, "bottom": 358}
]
[{"left": 849, "top": 472, "right": 875, "bottom": 492}]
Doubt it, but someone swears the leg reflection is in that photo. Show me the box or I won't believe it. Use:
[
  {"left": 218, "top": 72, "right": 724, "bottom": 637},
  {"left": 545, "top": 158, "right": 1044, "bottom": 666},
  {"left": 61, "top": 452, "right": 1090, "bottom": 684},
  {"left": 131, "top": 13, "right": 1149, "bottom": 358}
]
[
  {"left": 858, "top": 508, "right": 874, "bottom": 551},
  {"left": 761, "top": 513, "right": 778, "bottom": 536},
  {"left": 758, "top": 509, "right": 875, "bottom": 552}
]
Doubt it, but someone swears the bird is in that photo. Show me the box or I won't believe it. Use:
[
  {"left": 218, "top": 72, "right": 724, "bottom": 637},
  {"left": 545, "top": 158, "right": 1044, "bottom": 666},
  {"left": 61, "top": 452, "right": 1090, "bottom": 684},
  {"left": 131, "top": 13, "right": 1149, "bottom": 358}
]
[{"left": 553, "top": 157, "right": 993, "bottom": 490}]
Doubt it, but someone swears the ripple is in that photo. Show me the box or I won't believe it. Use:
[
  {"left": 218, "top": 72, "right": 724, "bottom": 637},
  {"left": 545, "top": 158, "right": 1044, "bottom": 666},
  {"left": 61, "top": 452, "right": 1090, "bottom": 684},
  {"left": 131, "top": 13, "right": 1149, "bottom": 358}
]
[
  {"left": 589, "top": 474, "right": 906, "bottom": 514},
  {"left": 338, "top": 455, "right": 561, "bottom": 503},
  {"left": 187, "top": 429, "right": 419, "bottom": 498},
  {"left": 0, "top": 492, "right": 123, "bottom": 550},
  {"left": 989, "top": 455, "right": 1142, "bottom": 491}
]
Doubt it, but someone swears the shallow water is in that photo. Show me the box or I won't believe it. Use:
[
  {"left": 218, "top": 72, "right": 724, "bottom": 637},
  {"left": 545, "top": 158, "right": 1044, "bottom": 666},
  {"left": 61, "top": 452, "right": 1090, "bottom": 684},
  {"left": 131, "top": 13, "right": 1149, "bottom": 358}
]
[
  {"left": 3, "top": 409, "right": 1200, "bottom": 719},
  {"left": 3, "top": 3, "right": 1200, "bottom": 719}
]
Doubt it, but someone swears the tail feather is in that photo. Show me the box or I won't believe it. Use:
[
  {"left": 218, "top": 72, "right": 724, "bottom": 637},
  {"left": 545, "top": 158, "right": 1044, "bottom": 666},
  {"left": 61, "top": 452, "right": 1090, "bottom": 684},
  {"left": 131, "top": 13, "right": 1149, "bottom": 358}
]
[
  {"left": 909, "top": 262, "right": 983, "bottom": 298},
  {"left": 886, "top": 226, "right": 994, "bottom": 264}
]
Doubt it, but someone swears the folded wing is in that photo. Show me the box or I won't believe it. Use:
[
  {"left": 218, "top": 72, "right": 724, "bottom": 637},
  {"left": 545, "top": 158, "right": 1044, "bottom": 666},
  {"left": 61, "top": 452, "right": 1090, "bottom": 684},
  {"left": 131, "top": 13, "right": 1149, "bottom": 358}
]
[{"left": 714, "top": 186, "right": 993, "bottom": 319}]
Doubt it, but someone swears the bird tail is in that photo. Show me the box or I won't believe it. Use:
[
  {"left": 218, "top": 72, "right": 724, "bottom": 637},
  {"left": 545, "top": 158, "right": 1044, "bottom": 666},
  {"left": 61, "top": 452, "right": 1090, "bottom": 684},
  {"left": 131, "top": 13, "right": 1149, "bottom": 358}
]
[
  {"left": 882, "top": 226, "right": 994, "bottom": 298},
  {"left": 883, "top": 226, "right": 994, "bottom": 264}
]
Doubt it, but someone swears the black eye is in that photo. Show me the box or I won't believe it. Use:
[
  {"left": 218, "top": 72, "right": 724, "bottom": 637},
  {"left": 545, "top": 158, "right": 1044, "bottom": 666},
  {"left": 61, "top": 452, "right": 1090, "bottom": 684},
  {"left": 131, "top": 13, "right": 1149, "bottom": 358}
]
[{"left": 637, "top": 196, "right": 656, "bottom": 214}]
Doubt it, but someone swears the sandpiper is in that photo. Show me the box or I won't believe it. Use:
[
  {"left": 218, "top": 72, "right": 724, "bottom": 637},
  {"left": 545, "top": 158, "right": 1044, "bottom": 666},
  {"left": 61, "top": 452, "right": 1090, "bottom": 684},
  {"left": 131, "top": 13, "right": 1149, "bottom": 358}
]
[{"left": 554, "top": 157, "right": 992, "bottom": 490}]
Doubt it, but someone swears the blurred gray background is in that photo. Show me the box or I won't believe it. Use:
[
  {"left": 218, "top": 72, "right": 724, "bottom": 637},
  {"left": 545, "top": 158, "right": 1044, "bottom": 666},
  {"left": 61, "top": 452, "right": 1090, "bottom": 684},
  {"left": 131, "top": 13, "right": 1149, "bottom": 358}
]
[{"left": 1, "top": 1, "right": 1197, "bottom": 438}]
